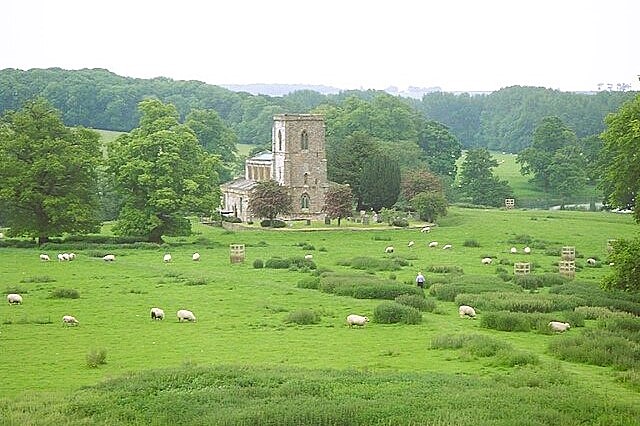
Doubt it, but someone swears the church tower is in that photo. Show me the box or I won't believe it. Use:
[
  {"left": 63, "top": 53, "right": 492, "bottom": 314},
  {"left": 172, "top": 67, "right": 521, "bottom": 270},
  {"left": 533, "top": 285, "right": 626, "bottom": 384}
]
[{"left": 272, "top": 114, "right": 328, "bottom": 219}]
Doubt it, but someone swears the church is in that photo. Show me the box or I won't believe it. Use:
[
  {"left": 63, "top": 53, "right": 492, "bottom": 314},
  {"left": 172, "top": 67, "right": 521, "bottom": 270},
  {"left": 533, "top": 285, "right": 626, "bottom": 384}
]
[{"left": 220, "top": 114, "right": 329, "bottom": 222}]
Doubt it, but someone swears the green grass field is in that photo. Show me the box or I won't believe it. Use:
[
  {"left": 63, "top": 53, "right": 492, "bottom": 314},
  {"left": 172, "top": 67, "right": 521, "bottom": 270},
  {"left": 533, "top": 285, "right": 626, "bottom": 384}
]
[{"left": 1, "top": 207, "right": 639, "bottom": 424}]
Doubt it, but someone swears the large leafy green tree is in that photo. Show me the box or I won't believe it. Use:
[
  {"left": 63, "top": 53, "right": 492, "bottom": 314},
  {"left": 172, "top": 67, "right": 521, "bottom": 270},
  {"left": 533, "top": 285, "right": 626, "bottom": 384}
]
[
  {"left": 603, "top": 238, "right": 640, "bottom": 292},
  {"left": 516, "top": 116, "right": 578, "bottom": 192},
  {"left": 458, "top": 148, "right": 513, "bottom": 206},
  {"left": 359, "top": 153, "right": 401, "bottom": 211},
  {"left": 108, "top": 99, "right": 220, "bottom": 243},
  {"left": 322, "top": 183, "right": 354, "bottom": 226},
  {"left": 400, "top": 169, "right": 443, "bottom": 201},
  {"left": 411, "top": 191, "right": 448, "bottom": 223},
  {"left": 600, "top": 94, "right": 640, "bottom": 221},
  {"left": 249, "top": 180, "right": 292, "bottom": 225},
  {"left": 416, "top": 120, "right": 462, "bottom": 178},
  {"left": 0, "top": 98, "right": 101, "bottom": 244}
]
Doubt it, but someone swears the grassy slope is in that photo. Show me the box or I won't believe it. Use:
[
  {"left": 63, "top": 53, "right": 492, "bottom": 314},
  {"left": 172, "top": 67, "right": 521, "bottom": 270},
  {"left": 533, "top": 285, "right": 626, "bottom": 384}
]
[{"left": 0, "top": 210, "right": 638, "bottom": 402}]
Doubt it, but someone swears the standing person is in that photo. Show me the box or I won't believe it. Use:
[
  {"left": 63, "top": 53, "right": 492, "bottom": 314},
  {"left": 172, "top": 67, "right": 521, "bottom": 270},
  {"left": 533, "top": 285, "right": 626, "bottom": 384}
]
[{"left": 415, "top": 272, "right": 425, "bottom": 289}]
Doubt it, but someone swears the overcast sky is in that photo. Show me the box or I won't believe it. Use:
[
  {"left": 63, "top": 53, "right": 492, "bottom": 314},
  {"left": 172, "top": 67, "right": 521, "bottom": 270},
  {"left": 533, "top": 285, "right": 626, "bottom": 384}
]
[{"left": 3, "top": 0, "right": 639, "bottom": 92}]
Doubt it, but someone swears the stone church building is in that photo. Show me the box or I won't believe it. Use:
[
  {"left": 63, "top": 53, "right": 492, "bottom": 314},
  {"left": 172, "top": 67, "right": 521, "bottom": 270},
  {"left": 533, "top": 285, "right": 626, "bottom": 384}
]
[{"left": 220, "top": 114, "right": 329, "bottom": 222}]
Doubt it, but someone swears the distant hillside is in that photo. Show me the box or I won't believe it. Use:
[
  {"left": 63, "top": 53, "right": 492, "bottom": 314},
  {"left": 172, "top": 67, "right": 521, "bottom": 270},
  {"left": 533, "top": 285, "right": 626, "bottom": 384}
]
[{"left": 221, "top": 83, "right": 342, "bottom": 96}]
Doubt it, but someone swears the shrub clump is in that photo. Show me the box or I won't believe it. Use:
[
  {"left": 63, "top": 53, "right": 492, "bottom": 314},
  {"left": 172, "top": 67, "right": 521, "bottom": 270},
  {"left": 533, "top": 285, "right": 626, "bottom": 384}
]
[
  {"left": 374, "top": 302, "right": 422, "bottom": 324},
  {"left": 86, "top": 348, "right": 107, "bottom": 368},
  {"left": 431, "top": 333, "right": 538, "bottom": 366},
  {"left": 265, "top": 257, "right": 290, "bottom": 269},
  {"left": 284, "top": 309, "right": 321, "bottom": 325},
  {"left": 20, "top": 275, "right": 56, "bottom": 283},
  {"left": 49, "top": 288, "right": 80, "bottom": 299},
  {"left": 455, "top": 291, "right": 581, "bottom": 313},
  {"left": 395, "top": 294, "right": 436, "bottom": 312},
  {"left": 427, "top": 265, "right": 464, "bottom": 274},
  {"left": 513, "top": 273, "right": 567, "bottom": 290},
  {"left": 463, "top": 239, "right": 481, "bottom": 247},
  {"left": 297, "top": 277, "right": 320, "bottom": 290},
  {"left": 252, "top": 259, "right": 264, "bottom": 269},
  {"left": 338, "top": 256, "right": 408, "bottom": 272},
  {"left": 260, "top": 219, "right": 286, "bottom": 228},
  {"left": 548, "top": 329, "right": 640, "bottom": 370}
]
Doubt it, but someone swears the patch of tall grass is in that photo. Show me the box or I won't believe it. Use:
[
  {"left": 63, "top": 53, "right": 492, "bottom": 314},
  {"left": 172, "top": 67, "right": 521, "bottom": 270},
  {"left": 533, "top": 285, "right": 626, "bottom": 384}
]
[
  {"left": 455, "top": 291, "right": 581, "bottom": 313},
  {"left": 337, "top": 256, "right": 409, "bottom": 271},
  {"left": 548, "top": 330, "right": 640, "bottom": 370}
]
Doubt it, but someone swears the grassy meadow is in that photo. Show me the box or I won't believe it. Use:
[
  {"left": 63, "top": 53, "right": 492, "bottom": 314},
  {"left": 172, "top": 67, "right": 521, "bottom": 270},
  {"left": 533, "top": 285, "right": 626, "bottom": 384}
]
[{"left": 1, "top": 207, "right": 640, "bottom": 424}]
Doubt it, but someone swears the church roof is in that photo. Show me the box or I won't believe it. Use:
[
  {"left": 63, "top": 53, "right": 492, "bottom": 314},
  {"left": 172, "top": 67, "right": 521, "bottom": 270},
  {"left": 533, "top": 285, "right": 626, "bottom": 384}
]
[
  {"left": 248, "top": 151, "right": 273, "bottom": 162},
  {"left": 220, "top": 178, "right": 257, "bottom": 192}
]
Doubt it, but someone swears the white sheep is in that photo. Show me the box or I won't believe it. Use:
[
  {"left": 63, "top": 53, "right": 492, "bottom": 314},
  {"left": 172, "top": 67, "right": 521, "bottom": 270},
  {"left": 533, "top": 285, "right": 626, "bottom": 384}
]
[
  {"left": 39, "top": 254, "right": 50, "bottom": 261},
  {"left": 57, "top": 253, "right": 67, "bottom": 262},
  {"left": 442, "top": 244, "right": 452, "bottom": 250},
  {"left": 68, "top": 253, "right": 76, "bottom": 260},
  {"left": 421, "top": 226, "right": 431, "bottom": 233},
  {"left": 346, "top": 314, "right": 369, "bottom": 327},
  {"left": 586, "top": 258, "right": 597, "bottom": 266},
  {"left": 304, "top": 254, "right": 313, "bottom": 260},
  {"left": 7, "top": 293, "right": 23, "bottom": 305},
  {"left": 523, "top": 247, "right": 531, "bottom": 254},
  {"left": 459, "top": 305, "right": 477, "bottom": 318},
  {"left": 177, "top": 309, "right": 196, "bottom": 322},
  {"left": 428, "top": 241, "right": 438, "bottom": 248},
  {"left": 192, "top": 252, "right": 201, "bottom": 261},
  {"left": 163, "top": 253, "right": 172, "bottom": 263},
  {"left": 384, "top": 246, "right": 394, "bottom": 253},
  {"left": 548, "top": 321, "right": 570, "bottom": 332},
  {"left": 408, "top": 241, "right": 415, "bottom": 248},
  {"left": 103, "top": 254, "right": 115, "bottom": 261},
  {"left": 150, "top": 307, "right": 165, "bottom": 320},
  {"left": 510, "top": 247, "right": 517, "bottom": 254},
  {"left": 481, "top": 257, "right": 493, "bottom": 265},
  {"left": 62, "top": 315, "right": 79, "bottom": 326}
]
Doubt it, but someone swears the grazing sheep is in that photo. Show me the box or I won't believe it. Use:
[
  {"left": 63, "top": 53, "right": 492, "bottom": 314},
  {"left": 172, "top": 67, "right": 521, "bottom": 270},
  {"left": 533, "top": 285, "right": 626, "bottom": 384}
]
[
  {"left": 304, "top": 254, "right": 313, "bottom": 260},
  {"left": 548, "top": 321, "right": 570, "bottom": 332},
  {"left": 586, "top": 258, "right": 597, "bottom": 266},
  {"left": 346, "top": 314, "right": 369, "bottom": 327},
  {"left": 459, "top": 305, "right": 477, "bottom": 318},
  {"left": 523, "top": 247, "right": 531, "bottom": 254},
  {"left": 192, "top": 252, "right": 201, "bottom": 261},
  {"left": 68, "top": 253, "right": 76, "bottom": 260},
  {"left": 177, "top": 309, "right": 196, "bottom": 322},
  {"left": 57, "top": 253, "right": 67, "bottom": 262},
  {"left": 510, "top": 247, "right": 517, "bottom": 254},
  {"left": 103, "top": 254, "right": 115, "bottom": 261},
  {"left": 481, "top": 257, "right": 493, "bottom": 265},
  {"left": 408, "top": 241, "right": 415, "bottom": 248},
  {"left": 7, "top": 293, "right": 23, "bottom": 305},
  {"left": 421, "top": 226, "right": 431, "bottom": 233},
  {"left": 39, "top": 254, "right": 50, "bottom": 261},
  {"left": 163, "top": 253, "right": 172, "bottom": 263},
  {"left": 442, "top": 244, "right": 452, "bottom": 250},
  {"left": 384, "top": 246, "right": 394, "bottom": 253},
  {"left": 150, "top": 307, "right": 165, "bottom": 320},
  {"left": 62, "top": 315, "right": 79, "bottom": 326},
  {"left": 428, "top": 241, "right": 438, "bottom": 248},
  {"left": 609, "top": 262, "right": 615, "bottom": 266}
]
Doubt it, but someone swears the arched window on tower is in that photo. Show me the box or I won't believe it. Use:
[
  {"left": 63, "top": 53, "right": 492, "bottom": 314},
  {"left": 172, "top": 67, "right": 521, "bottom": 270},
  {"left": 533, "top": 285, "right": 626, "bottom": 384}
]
[
  {"left": 278, "top": 130, "right": 283, "bottom": 151},
  {"left": 301, "top": 130, "right": 309, "bottom": 150},
  {"left": 301, "top": 193, "right": 310, "bottom": 209},
  {"left": 303, "top": 172, "right": 309, "bottom": 185}
]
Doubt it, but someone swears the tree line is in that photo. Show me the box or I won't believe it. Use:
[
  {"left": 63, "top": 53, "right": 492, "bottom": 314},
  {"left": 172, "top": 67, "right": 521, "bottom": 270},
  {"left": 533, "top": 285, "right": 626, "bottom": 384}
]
[{"left": 0, "top": 68, "right": 636, "bottom": 152}]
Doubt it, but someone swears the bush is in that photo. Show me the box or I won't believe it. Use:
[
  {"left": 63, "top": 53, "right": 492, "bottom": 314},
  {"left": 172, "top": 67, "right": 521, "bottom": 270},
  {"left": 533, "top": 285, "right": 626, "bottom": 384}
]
[
  {"left": 573, "top": 306, "right": 616, "bottom": 320},
  {"left": 86, "top": 348, "right": 107, "bottom": 368},
  {"left": 463, "top": 239, "right": 481, "bottom": 247},
  {"left": 373, "top": 302, "right": 422, "bottom": 324},
  {"left": 185, "top": 277, "right": 208, "bottom": 286},
  {"left": 513, "top": 273, "right": 566, "bottom": 290},
  {"left": 548, "top": 329, "right": 640, "bottom": 370},
  {"left": 427, "top": 265, "right": 463, "bottom": 274},
  {"left": 395, "top": 294, "right": 431, "bottom": 311},
  {"left": 337, "top": 256, "right": 408, "bottom": 272},
  {"left": 265, "top": 257, "right": 291, "bottom": 269},
  {"left": 301, "top": 243, "right": 315, "bottom": 251},
  {"left": 49, "top": 288, "right": 80, "bottom": 299},
  {"left": 19, "top": 275, "right": 55, "bottom": 283},
  {"left": 494, "top": 349, "right": 539, "bottom": 367},
  {"left": 253, "top": 259, "right": 264, "bottom": 269},
  {"left": 456, "top": 291, "right": 581, "bottom": 313},
  {"left": 285, "top": 309, "right": 321, "bottom": 325},
  {"left": 480, "top": 311, "right": 533, "bottom": 332},
  {"left": 260, "top": 219, "right": 286, "bottom": 228},
  {"left": 297, "top": 277, "right": 320, "bottom": 290},
  {"left": 391, "top": 218, "right": 409, "bottom": 227}
]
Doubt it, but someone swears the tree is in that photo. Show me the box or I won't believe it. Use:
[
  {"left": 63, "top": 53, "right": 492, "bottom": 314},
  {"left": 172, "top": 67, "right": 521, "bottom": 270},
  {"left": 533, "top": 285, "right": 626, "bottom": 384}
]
[
  {"left": 400, "top": 169, "right": 443, "bottom": 201},
  {"left": 326, "top": 131, "right": 379, "bottom": 207},
  {"left": 516, "top": 116, "right": 578, "bottom": 192},
  {"left": 416, "top": 120, "right": 462, "bottom": 178},
  {"left": 411, "top": 191, "right": 448, "bottom": 223},
  {"left": 0, "top": 98, "right": 101, "bottom": 244},
  {"left": 359, "top": 153, "right": 401, "bottom": 211},
  {"left": 546, "top": 145, "right": 588, "bottom": 205},
  {"left": 184, "top": 109, "right": 238, "bottom": 182},
  {"left": 108, "top": 99, "right": 221, "bottom": 243},
  {"left": 322, "top": 183, "right": 354, "bottom": 226},
  {"left": 249, "top": 180, "right": 292, "bottom": 225},
  {"left": 458, "top": 148, "right": 513, "bottom": 206},
  {"left": 603, "top": 238, "right": 640, "bottom": 292},
  {"left": 599, "top": 94, "right": 640, "bottom": 222}
]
